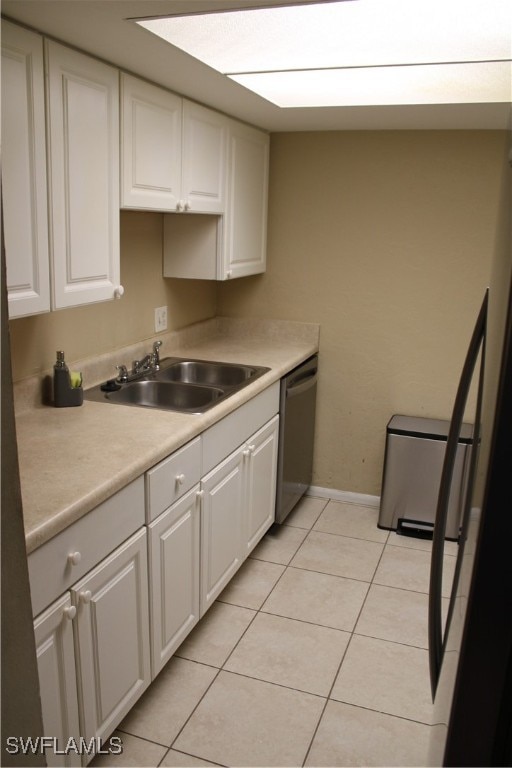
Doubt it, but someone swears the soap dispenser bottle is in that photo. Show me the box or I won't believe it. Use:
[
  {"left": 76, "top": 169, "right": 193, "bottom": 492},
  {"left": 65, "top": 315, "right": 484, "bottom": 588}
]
[{"left": 53, "top": 351, "right": 83, "bottom": 407}]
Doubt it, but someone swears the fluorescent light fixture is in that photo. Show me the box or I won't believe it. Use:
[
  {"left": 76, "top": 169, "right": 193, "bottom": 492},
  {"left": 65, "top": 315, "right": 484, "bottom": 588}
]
[
  {"left": 136, "top": 0, "right": 512, "bottom": 108},
  {"left": 231, "top": 62, "right": 511, "bottom": 108}
]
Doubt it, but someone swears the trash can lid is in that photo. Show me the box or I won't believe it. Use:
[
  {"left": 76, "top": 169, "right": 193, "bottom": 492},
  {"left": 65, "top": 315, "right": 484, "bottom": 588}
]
[{"left": 387, "top": 414, "right": 473, "bottom": 443}]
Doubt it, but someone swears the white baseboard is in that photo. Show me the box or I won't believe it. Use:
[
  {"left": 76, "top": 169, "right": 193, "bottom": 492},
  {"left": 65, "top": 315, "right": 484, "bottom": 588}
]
[{"left": 306, "top": 486, "right": 381, "bottom": 508}]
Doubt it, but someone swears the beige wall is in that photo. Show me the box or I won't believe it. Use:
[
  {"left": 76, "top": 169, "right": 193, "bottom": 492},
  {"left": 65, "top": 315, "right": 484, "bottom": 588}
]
[
  {"left": 9, "top": 211, "right": 217, "bottom": 381},
  {"left": 219, "top": 130, "right": 510, "bottom": 495},
  {"left": 10, "top": 131, "right": 509, "bottom": 497}
]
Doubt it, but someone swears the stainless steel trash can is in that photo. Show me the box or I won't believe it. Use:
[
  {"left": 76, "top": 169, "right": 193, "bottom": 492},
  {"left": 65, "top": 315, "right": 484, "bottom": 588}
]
[{"left": 378, "top": 415, "right": 472, "bottom": 540}]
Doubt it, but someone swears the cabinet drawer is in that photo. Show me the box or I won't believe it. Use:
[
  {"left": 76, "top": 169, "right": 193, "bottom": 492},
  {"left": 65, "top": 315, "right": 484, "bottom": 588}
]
[
  {"left": 28, "top": 477, "right": 144, "bottom": 617},
  {"left": 145, "top": 437, "right": 201, "bottom": 522},
  {"left": 202, "top": 382, "right": 279, "bottom": 475}
]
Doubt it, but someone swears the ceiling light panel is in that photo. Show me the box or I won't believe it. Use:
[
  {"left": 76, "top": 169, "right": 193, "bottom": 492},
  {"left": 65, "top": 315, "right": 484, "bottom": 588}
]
[
  {"left": 137, "top": 0, "right": 512, "bottom": 72},
  {"left": 230, "top": 61, "right": 512, "bottom": 108},
  {"left": 135, "top": 0, "right": 512, "bottom": 109}
]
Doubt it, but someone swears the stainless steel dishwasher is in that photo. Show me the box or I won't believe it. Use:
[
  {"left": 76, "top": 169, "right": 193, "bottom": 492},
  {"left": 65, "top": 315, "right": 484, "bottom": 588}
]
[{"left": 275, "top": 354, "right": 318, "bottom": 524}]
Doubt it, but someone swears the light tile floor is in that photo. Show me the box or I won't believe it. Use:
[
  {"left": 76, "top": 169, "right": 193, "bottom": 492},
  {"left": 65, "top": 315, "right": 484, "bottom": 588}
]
[{"left": 93, "top": 495, "right": 456, "bottom": 767}]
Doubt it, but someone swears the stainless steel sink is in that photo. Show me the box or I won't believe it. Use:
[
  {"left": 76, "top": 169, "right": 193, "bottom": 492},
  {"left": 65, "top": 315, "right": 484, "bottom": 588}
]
[
  {"left": 158, "top": 360, "right": 262, "bottom": 387},
  {"left": 84, "top": 357, "right": 270, "bottom": 413},
  {"left": 103, "top": 380, "right": 225, "bottom": 413}
]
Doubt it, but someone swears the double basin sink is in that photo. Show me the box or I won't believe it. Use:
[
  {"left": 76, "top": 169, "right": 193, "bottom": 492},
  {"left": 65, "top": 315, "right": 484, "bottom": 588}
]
[{"left": 85, "top": 358, "right": 270, "bottom": 414}]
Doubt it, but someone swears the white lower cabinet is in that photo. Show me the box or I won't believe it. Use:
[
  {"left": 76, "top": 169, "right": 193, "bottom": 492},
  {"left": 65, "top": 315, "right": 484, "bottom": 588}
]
[
  {"left": 200, "top": 413, "right": 279, "bottom": 616},
  {"left": 71, "top": 529, "right": 150, "bottom": 746},
  {"left": 34, "top": 594, "right": 81, "bottom": 767},
  {"left": 147, "top": 385, "right": 280, "bottom": 657},
  {"left": 244, "top": 415, "right": 279, "bottom": 556},
  {"left": 33, "top": 529, "right": 150, "bottom": 764},
  {"left": 30, "top": 478, "right": 148, "bottom": 764},
  {"left": 31, "top": 386, "right": 280, "bottom": 761},
  {"left": 200, "top": 448, "right": 245, "bottom": 615},
  {"left": 148, "top": 487, "right": 201, "bottom": 678}
]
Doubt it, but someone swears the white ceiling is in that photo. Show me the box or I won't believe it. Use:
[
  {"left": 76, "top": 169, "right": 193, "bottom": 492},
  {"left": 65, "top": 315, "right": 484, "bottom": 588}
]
[{"left": 2, "top": 0, "right": 511, "bottom": 131}]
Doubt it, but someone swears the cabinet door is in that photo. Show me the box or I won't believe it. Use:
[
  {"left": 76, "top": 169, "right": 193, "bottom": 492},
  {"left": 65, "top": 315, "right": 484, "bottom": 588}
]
[
  {"left": 46, "top": 40, "right": 121, "bottom": 309},
  {"left": 148, "top": 487, "right": 201, "bottom": 677},
  {"left": 34, "top": 594, "right": 81, "bottom": 767},
  {"left": 72, "top": 529, "right": 150, "bottom": 745},
  {"left": 223, "top": 120, "right": 269, "bottom": 279},
  {"left": 245, "top": 415, "right": 279, "bottom": 555},
  {"left": 1, "top": 21, "right": 51, "bottom": 318},
  {"left": 200, "top": 449, "right": 245, "bottom": 615},
  {"left": 182, "top": 100, "right": 227, "bottom": 214},
  {"left": 121, "top": 74, "right": 182, "bottom": 211}
]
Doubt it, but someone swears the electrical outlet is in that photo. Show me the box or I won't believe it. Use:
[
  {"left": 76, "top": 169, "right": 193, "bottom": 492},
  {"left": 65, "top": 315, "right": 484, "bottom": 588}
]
[{"left": 154, "top": 306, "right": 168, "bottom": 332}]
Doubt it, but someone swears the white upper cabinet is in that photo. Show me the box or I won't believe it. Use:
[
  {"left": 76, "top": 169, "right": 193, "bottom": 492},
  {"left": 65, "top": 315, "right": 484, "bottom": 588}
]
[
  {"left": 3, "top": 21, "right": 269, "bottom": 311},
  {"left": 121, "top": 74, "right": 226, "bottom": 213},
  {"left": 1, "top": 21, "right": 51, "bottom": 318},
  {"left": 163, "top": 118, "right": 269, "bottom": 281},
  {"left": 121, "top": 74, "right": 182, "bottom": 210},
  {"left": 181, "top": 99, "right": 226, "bottom": 214},
  {"left": 223, "top": 119, "right": 269, "bottom": 279},
  {"left": 46, "top": 40, "right": 121, "bottom": 309}
]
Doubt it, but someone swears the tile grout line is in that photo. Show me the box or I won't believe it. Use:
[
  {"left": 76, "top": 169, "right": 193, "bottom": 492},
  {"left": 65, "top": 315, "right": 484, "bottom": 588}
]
[{"left": 301, "top": 534, "right": 386, "bottom": 766}]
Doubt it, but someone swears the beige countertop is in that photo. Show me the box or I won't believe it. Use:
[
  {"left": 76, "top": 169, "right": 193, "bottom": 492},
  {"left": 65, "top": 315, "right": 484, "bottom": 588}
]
[{"left": 15, "top": 318, "right": 319, "bottom": 554}]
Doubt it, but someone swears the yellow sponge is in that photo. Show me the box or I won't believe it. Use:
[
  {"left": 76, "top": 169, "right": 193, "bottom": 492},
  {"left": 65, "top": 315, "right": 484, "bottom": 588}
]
[{"left": 70, "top": 371, "right": 82, "bottom": 389}]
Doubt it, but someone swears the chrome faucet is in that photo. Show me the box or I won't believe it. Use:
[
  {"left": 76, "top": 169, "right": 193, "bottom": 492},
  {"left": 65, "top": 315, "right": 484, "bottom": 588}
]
[
  {"left": 116, "top": 340, "right": 163, "bottom": 383},
  {"left": 152, "top": 340, "right": 162, "bottom": 370}
]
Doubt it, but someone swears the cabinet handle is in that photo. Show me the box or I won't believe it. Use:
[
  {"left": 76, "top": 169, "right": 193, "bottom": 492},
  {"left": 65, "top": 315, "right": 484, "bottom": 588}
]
[
  {"left": 176, "top": 473, "right": 185, "bottom": 486},
  {"left": 63, "top": 606, "right": 76, "bottom": 621},
  {"left": 114, "top": 285, "right": 125, "bottom": 299},
  {"left": 79, "top": 590, "right": 92, "bottom": 604},
  {"left": 67, "top": 551, "right": 82, "bottom": 566}
]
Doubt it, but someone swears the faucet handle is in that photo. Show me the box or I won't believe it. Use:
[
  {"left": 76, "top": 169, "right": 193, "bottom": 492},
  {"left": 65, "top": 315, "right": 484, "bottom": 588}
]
[
  {"left": 153, "top": 340, "right": 162, "bottom": 368},
  {"left": 116, "top": 364, "right": 128, "bottom": 382}
]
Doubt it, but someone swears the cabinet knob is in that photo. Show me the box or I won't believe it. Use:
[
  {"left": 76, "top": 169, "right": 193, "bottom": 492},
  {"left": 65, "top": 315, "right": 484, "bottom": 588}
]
[
  {"left": 63, "top": 606, "right": 76, "bottom": 621},
  {"left": 184, "top": 201, "right": 191, "bottom": 212},
  {"left": 226, "top": 270, "right": 232, "bottom": 279},
  {"left": 67, "top": 551, "right": 82, "bottom": 566},
  {"left": 79, "top": 590, "right": 92, "bottom": 604},
  {"left": 176, "top": 201, "right": 184, "bottom": 212},
  {"left": 196, "top": 490, "right": 204, "bottom": 499},
  {"left": 248, "top": 444, "right": 256, "bottom": 453},
  {"left": 242, "top": 448, "right": 251, "bottom": 458},
  {"left": 175, "top": 473, "right": 185, "bottom": 486},
  {"left": 114, "top": 285, "right": 125, "bottom": 299}
]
